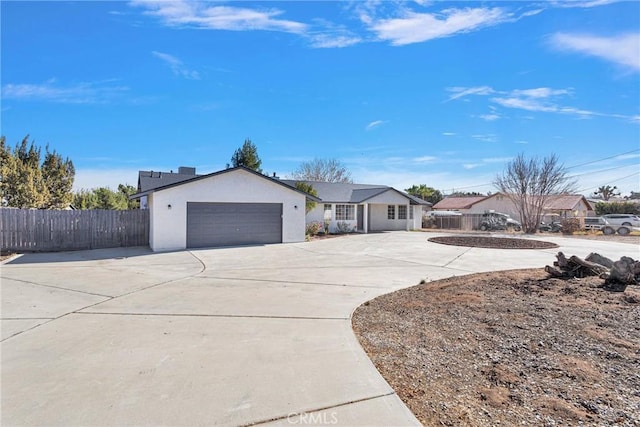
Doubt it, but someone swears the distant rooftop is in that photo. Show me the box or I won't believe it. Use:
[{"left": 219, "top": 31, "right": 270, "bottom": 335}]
[{"left": 137, "top": 166, "right": 199, "bottom": 192}]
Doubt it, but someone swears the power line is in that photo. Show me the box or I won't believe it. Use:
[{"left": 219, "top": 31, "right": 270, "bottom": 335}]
[
  {"left": 578, "top": 171, "right": 640, "bottom": 193},
  {"left": 568, "top": 163, "right": 639, "bottom": 178},
  {"left": 442, "top": 148, "right": 640, "bottom": 193},
  {"left": 566, "top": 148, "right": 640, "bottom": 170}
]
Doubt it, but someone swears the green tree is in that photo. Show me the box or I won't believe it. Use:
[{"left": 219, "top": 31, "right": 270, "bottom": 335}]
[
  {"left": 72, "top": 185, "right": 139, "bottom": 210},
  {"left": 42, "top": 146, "right": 75, "bottom": 209},
  {"left": 118, "top": 184, "right": 140, "bottom": 209},
  {"left": 230, "top": 139, "right": 262, "bottom": 172},
  {"left": 0, "top": 135, "right": 56, "bottom": 208},
  {"left": 294, "top": 181, "right": 318, "bottom": 213},
  {"left": 405, "top": 184, "right": 443, "bottom": 204},
  {"left": 72, "top": 189, "right": 99, "bottom": 209},
  {"left": 290, "top": 158, "right": 352, "bottom": 183},
  {"left": 494, "top": 153, "right": 576, "bottom": 234},
  {"left": 595, "top": 201, "right": 640, "bottom": 215},
  {"left": 593, "top": 185, "right": 620, "bottom": 201}
]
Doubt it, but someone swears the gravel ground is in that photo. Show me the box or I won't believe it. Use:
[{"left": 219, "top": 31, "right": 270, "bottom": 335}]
[{"left": 353, "top": 269, "right": 640, "bottom": 426}]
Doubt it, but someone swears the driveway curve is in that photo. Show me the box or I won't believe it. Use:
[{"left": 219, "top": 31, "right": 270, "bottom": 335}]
[{"left": 2, "top": 232, "right": 638, "bottom": 426}]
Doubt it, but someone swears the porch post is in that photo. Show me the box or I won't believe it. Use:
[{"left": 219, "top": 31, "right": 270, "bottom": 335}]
[
  {"left": 406, "top": 203, "right": 411, "bottom": 231},
  {"left": 363, "top": 204, "right": 369, "bottom": 233}
]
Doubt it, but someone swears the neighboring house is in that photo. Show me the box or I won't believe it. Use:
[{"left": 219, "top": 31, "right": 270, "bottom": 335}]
[
  {"left": 466, "top": 193, "right": 522, "bottom": 219},
  {"left": 137, "top": 166, "right": 201, "bottom": 209},
  {"left": 281, "top": 180, "right": 430, "bottom": 233},
  {"left": 543, "top": 195, "right": 594, "bottom": 218},
  {"left": 435, "top": 193, "right": 593, "bottom": 222},
  {"left": 431, "top": 196, "right": 487, "bottom": 213},
  {"left": 131, "top": 167, "right": 318, "bottom": 252}
]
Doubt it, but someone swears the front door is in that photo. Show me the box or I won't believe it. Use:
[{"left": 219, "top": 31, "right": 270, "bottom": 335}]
[{"left": 357, "top": 205, "right": 364, "bottom": 232}]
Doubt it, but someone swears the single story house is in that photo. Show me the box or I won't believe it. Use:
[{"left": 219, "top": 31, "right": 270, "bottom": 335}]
[
  {"left": 131, "top": 167, "right": 318, "bottom": 252},
  {"left": 542, "top": 195, "right": 594, "bottom": 218},
  {"left": 434, "top": 193, "right": 593, "bottom": 222},
  {"left": 281, "top": 180, "right": 430, "bottom": 233},
  {"left": 431, "top": 196, "right": 488, "bottom": 213}
]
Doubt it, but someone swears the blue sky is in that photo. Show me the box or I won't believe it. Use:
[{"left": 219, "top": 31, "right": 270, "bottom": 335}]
[{"left": 2, "top": 0, "right": 639, "bottom": 196}]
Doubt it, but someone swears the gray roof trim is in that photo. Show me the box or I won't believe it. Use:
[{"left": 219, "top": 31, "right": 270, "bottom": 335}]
[{"left": 130, "top": 167, "right": 322, "bottom": 202}]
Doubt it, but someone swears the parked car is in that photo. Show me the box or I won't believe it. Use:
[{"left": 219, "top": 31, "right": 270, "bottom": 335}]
[
  {"left": 538, "top": 221, "right": 563, "bottom": 233},
  {"left": 583, "top": 216, "right": 631, "bottom": 235},
  {"left": 479, "top": 211, "right": 522, "bottom": 231},
  {"left": 583, "top": 217, "right": 610, "bottom": 231},
  {"left": 602, "top": 214, "right": 640, "bottom": 228}
]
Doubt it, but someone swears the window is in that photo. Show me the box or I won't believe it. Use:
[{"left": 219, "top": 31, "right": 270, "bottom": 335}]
[
  {"left": 409, "top": 206, "right": 414, "bottom": 220},
  {"left": 323, "top": 204, "right": 332, "bottom": 220},
  {"left": 398, "top": 205, "right": 407, "bottom": 220},
  {"left": 387, "top": 205, "right": 395, "bottom": 220},
  {"left": 335, "top": 204, "right": 355, "bottom": 220}
]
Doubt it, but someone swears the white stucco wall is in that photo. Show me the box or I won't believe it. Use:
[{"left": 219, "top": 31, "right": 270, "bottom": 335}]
[
  {"left": 305, "top": 194, "right": 421, "bottom": 233},
  {"left": 366, "top": 191, "right": 413, "bottom": 232},
  {"left": 306, "top": 204, "right": 357, "bottom": 233},
  {"left": 148, "top": 169, "right": 306, "bottom": 251}
]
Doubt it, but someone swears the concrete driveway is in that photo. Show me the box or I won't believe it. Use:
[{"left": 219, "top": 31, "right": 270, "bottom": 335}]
[{"left": 2, "top": 232, "right": 638, "bottom": 426}]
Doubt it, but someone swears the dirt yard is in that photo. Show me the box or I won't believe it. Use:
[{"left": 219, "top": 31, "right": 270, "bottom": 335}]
[{"left": 353, "top": 268, "right": 640, "bottom": 426}]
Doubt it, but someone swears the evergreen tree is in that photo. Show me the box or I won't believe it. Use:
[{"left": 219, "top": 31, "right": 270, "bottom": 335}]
[
  {"left": 0, "top": 135, "right": 53, "bottom": 208},
  {"left": 42, "top": 146, "right": 75, "bottom": 208},
  {"left": 230, "top": 139, "right": 262, "bottom": 172}
]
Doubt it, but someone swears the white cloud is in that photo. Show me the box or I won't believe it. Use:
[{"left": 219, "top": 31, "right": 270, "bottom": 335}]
[
  {"left": 516, "top": 140, "right": 529, "bottom": 144},
  {"left": 309, "top": 33, "right": 362, "bottom": 48},
  {"left": 445, "top": 85, "right": 494, "bottom": 102},
  {"left": 131, "top": 0, "right": 307, "bottom": 33},
  {"left": 448, "top": 85, "right": 638, "bottom": 122},
  {"left": 550, "top": 32, "right": 640, "bottom": 71},
  {"left": 442, "top": 132, "right": 456, "bottom": 136},
  {"left": 492, "top": 96, "right": 557, "bottom": 113},
  {"left": 552, "top": 0, "right": 621, "bottom": 8},
  {"left": 510, "top": 87, "right": 571, "bottom": 98},
  {"left": 478, "top": 113, "right": 501, "bottom": 121},
  {"left": 369, "top": 7, "right": 510, "bottom": 46},
  {"left": 152, "top": 51, "right": 200, "bottom": 79},
  {"left": 471, "top": 134, "right": 498, "bottom": 143},
  {"left": 1, "top": 79, "right": 128, "bottom": 104},
  {"left": 366, "top": 120, "right": 386, "bottom": 130},
  {"left": 413, "top": 156, "right": 437, "bottom": 163}
]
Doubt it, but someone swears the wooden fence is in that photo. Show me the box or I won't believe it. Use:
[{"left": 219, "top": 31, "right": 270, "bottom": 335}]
[
  {"left": 424, "top": 214, "right": 486, "bottom": 231},
  {"left": 0, "top": 208, "right": 149, "bottom": 252}
]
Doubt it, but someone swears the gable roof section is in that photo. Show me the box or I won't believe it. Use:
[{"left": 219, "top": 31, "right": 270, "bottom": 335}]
[
  {"left": 131, "top": 167, "right": 321, "bottom": 201},
  {"left": 543, "top": 195, "right": 591, "bottom": 210},
  {"left": 432, "top": 196, "right": 487, "bottom": 210},
  {"left": 280, "top": 180, "right": 431, "bottom": 205}
]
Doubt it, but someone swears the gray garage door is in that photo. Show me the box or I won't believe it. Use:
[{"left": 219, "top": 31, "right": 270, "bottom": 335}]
[{"left": 186, "top": 202, "right": 282, "bottom": 248}]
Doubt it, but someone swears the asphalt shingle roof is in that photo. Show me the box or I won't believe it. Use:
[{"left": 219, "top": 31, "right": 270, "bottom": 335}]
[
  {"left": 280, "top": 180, "right": 430, "bottom": 205},
  {"left": 138, "top": 171, "right": 200, "bottom": 192},
  {"left": 432, "top": 196, "right": 487, "bottom": 210}
]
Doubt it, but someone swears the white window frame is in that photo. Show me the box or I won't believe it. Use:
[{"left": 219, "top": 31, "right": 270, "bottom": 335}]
[
  {"left": 409, "top": 205, "right": 414, "bottom": 220},
  {"left": 387, "top": 205, "right": 395, "bottom": 220},
  {"left": 398, "top": 205, "right": 407, "bottom": 220},
  {"left": 323, "top": 204, "right": 332, "bottom": 220},
  {"left": 336, "top": 204, "right": 355, "bottom": 221}
]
